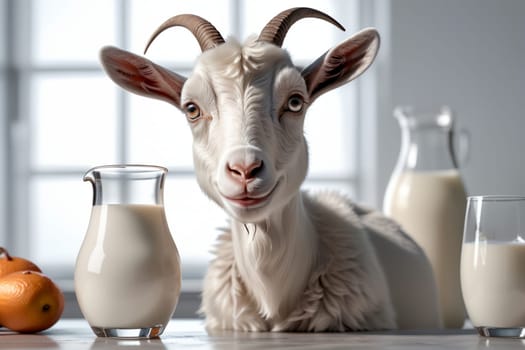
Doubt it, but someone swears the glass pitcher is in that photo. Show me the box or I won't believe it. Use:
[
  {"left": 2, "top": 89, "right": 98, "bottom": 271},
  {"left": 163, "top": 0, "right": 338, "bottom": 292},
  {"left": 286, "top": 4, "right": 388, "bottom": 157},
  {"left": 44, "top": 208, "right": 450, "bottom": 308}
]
[
  {"left": 383, "top": 107, "right": 468, "bottom": 328},
  {"left": 75, "top": 165, "right": 181, "bottom": 338}
]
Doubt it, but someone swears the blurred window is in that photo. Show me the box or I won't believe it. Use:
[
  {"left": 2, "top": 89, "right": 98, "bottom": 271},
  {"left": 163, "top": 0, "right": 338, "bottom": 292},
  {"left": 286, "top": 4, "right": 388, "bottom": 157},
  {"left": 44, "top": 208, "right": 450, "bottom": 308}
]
[{"left": 2, "top": 0, "right": 360, "bottom": 287}]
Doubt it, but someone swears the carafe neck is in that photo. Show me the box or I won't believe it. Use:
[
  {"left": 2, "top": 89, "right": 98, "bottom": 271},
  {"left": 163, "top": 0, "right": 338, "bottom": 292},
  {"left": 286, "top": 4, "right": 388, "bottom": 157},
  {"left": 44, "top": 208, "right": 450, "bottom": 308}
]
[{"left": 395, "top": 107, "right": 459, "bottom": 172}]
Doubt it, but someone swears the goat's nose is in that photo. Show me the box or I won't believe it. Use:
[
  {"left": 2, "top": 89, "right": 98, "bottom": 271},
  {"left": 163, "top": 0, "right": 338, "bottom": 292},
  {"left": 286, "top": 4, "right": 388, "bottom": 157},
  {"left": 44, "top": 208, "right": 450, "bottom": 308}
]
[{"left": 227, "top": 160, "right": 264, "bottom": 183}]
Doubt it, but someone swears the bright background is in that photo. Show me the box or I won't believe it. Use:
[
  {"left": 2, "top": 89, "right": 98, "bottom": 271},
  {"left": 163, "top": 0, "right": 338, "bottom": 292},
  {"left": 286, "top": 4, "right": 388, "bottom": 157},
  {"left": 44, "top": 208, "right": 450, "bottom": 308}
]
[
  {"left": 1, "top": 0, "right": 524, "bottom": 315},
  {"left": 0, "top": 0, "right": 361, "bottom": 285}
]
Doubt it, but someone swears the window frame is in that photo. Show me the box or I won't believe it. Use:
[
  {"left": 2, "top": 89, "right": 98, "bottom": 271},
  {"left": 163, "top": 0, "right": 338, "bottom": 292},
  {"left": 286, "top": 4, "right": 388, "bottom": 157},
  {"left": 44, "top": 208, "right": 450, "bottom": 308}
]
[{"left": 1, "top": 0, "right": 378, "bottom": 292}]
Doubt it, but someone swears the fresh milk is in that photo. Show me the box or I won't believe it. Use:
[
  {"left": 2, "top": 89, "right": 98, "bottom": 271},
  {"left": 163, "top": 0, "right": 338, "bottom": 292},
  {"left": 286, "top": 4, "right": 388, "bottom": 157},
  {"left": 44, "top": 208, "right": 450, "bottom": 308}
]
[
  {"left": 75, "top": 204, "right": 181, "bottom": 329},
  {"left": 461, "top": 241, "right": 525, "bottom": 327},
  {"left": 383, "top": 169, "right": 467, "bottom": 328}
]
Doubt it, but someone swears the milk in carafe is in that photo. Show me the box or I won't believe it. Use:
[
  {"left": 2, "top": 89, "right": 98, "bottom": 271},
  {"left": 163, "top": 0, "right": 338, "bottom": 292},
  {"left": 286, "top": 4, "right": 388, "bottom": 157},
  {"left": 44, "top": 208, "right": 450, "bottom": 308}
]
[{"left": 383, "top": 107, "right": 467, "bottom": 328}]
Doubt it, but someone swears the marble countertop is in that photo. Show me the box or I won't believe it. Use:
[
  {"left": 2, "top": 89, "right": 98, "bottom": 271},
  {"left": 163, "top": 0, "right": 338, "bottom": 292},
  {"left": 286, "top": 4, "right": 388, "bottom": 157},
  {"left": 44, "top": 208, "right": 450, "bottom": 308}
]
[{"left": 1, "top": 319, "right": 524, "bottom": 349}]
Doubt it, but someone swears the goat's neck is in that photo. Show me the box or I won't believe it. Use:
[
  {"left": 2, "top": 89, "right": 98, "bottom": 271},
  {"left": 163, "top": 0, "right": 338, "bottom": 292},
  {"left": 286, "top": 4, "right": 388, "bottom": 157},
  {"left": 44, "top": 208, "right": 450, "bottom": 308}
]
[{"left": 231, "top": 192, "right": 318, "bottom": 319}]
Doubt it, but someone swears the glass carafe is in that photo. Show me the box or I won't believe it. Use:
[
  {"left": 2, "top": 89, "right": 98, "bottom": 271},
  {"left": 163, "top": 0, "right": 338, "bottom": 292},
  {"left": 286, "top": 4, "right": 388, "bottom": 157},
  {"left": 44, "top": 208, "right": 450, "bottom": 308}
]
[
  {"left": 383, "top": 107, "right": 467, "bottom": 328},
  {"left": 75, "top": 165, "right": 181, "bottom": 338}
]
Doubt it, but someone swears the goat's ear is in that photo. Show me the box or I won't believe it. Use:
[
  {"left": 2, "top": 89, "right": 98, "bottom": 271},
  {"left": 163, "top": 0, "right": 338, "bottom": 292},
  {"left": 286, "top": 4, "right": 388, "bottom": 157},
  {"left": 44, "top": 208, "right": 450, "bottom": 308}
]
[
  {"left": 301, "top": 28, "right": 379, "bottom": 102},
  {"left": 100, "top": 46, "right": 186, "bottom": 109}
]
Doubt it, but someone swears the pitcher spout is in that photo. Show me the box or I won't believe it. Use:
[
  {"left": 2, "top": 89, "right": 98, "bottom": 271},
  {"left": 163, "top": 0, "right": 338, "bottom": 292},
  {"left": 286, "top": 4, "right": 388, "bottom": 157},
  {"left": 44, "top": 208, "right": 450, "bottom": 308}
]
[{"left": 82, "top": 164, "right": 168, "bottom": 206}]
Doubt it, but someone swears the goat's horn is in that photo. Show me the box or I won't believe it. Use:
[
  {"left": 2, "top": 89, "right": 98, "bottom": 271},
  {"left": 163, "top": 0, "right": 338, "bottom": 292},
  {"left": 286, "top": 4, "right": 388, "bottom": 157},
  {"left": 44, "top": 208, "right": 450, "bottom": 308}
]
[
  {"left": 258, "top": 7, "right": 345, "bottom": 47},
  {"left": 144, "top": 14, "right": 225, "bottom": 54}
]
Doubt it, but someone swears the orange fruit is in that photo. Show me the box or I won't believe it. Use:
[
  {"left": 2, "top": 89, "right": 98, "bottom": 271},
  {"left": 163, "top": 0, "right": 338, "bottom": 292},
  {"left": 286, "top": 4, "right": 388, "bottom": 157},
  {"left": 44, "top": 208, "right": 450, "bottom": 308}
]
[
  {"left": 0, "top": 270, "right": 64, "bottom": 333},
  {"left": 0, "top": 247, "right": 41, "bottom": 278}
]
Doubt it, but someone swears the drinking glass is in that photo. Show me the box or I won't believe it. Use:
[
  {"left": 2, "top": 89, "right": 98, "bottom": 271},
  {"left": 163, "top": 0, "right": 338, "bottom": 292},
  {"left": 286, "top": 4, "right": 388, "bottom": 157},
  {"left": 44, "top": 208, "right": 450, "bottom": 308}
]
[{"left": 461, "top": 196, "right": 525, "bottom": 337}]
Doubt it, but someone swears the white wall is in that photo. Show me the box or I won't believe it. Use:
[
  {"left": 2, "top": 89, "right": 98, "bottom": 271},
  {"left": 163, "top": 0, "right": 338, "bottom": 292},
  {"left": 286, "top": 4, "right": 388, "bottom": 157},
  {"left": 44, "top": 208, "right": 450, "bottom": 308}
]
[{"left": 374, "top": 0, "right": 525, "bottom": 205}]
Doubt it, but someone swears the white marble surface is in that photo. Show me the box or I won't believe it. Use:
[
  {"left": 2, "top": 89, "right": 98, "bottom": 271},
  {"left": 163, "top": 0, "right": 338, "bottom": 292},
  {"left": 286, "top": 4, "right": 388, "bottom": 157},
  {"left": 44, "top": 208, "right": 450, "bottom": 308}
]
[{"left": 1, "top": 319, "right": 525, "bottom": 349}]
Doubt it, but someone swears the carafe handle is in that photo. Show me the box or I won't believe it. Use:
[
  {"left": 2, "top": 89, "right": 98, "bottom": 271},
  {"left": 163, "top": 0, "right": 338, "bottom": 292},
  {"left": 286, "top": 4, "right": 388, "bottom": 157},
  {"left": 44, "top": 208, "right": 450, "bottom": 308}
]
[{"left": 456, "top": 128, "right": 470, "bottom": 167}]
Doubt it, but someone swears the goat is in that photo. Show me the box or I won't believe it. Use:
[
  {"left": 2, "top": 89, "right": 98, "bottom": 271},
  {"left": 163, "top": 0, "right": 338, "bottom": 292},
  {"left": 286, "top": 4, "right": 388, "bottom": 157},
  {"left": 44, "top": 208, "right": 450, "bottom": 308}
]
[{"left": 99, "top": 7, "right": 441, "bottom": 331}]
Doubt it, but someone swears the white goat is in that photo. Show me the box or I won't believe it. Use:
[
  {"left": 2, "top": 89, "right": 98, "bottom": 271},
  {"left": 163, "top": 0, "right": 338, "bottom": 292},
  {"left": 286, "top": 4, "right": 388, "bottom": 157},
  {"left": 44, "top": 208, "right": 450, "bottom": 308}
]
[{"left": 100, "top": 8, "right": 441, "bottom": 331}]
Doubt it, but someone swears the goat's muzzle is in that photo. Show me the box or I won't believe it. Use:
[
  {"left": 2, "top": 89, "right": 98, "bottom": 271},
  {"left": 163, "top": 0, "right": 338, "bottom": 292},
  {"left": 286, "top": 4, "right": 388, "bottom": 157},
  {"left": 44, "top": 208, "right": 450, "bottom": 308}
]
[{"left": 216, "top": 146, "right": 278, "bottom": 217}]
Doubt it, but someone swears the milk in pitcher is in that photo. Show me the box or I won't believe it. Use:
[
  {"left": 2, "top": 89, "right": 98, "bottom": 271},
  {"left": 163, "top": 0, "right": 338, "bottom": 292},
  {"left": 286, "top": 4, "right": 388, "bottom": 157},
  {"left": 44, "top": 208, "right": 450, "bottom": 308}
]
[
  {"left": 75, "top": 204, "right": 181, "bottom": 329},
  {"left": 75, "top": 165, "right": 181, "bottom": 338}
]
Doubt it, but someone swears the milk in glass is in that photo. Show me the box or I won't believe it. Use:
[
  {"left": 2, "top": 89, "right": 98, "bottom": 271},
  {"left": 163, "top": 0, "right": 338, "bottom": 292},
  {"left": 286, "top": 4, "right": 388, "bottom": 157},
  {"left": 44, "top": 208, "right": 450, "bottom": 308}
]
[{"left": 461, "top": 241, "right": 525, "bottom": 327}]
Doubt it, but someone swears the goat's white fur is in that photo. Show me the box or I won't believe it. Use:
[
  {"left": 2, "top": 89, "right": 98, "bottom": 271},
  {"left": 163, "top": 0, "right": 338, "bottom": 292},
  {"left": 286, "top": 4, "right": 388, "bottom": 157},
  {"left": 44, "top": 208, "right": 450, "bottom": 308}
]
[
  {"left": 100, "top": 29, "right": 442, "bottom": 331},
  {"left": 201, "top": 191, "right": 398, "bottom": 331},
  {"left": 184, "top": 38, "right": 439, "bottom": 330}
]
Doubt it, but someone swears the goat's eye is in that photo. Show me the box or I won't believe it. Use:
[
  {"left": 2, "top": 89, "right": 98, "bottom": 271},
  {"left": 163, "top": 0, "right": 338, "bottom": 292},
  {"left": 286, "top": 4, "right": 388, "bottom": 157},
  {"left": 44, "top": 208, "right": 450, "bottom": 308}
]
[
  {"left": 286, "top": 95, "right": 304, "bottom": 113},
  {"left": 184, "top": 103, "right": 201, "bottom": 121}
]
